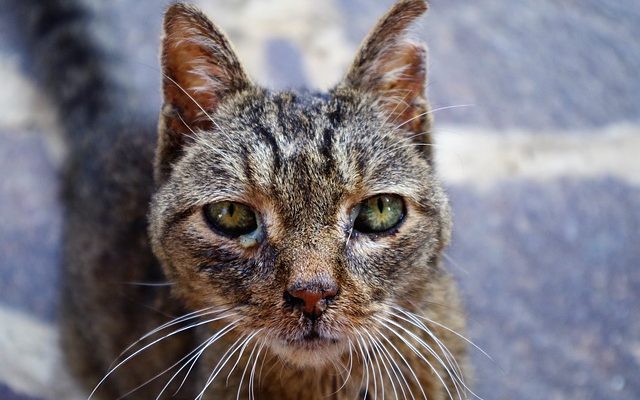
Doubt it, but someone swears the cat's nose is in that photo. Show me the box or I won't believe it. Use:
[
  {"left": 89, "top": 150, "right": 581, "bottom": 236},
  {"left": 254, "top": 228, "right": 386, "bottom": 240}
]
[{"left": 284, "top": 283, "right": 338, "bottom": 319}]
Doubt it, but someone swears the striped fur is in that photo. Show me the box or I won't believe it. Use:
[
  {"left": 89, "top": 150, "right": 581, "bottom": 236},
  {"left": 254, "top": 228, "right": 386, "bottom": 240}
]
[{"left": 24, "top": 0, "right": 470, "bottom": 398}]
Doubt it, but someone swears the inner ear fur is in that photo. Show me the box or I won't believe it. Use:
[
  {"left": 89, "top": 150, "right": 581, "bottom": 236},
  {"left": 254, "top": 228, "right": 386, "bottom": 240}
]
[
  {"left": 339, "top": 0, "right": 433, "bottom": 160},
  {"left": 156, "top": 3, "right": 251, "bottom": 182}
]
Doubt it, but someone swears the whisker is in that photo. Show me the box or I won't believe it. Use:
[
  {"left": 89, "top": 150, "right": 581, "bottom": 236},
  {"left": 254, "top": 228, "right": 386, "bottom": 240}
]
[
  {"left": 389, "top": 307, "right": 490, "bottom": 400},
  {"left": 372, "top": 329, "right": 414, "bottom": 400},
  {"left": 366, "top": 331, "right": 395, "bottom": 400},
  {"left": 327, "top": 354, "right": 344, "bottom": 383},
  {"left": 176, "top": 111, "right": 199, "bottom": 137},
  {"left": 359, "top": 332, "right": 379, "bottom": 400},
  {"left": 116, "top": 320, "right": 241, "bottom": 400},
  {"left": 346, "top": 224, "right": 355, "bottom": 247},
  {"left": 375, "top": 328, "right": 428, "bottom": 400},
  {"left": 388, "top": 309, "right": 466, "bottom": 384},
  {"left": 374, "top": 334, "right": 389, "bottom": 400},
  {"left": 236, "top": 333, "right": 263, "bottom": 400},
  {"left": 391, "top": 305, "right": 493, "bottom": 362},
  {"left": 375, "top": 138, "right": 443, "bottom": 162},
  {"left": 382, "top": 312, "right": 468, "bottom": 399},
  {"left": 394, "top": 104, "right": 474, "bottom": 130},
  {"left": 89, "top": 312, "right": 237, "bottom": 399},
  {"left": 161, "top": 72, "right": 221, "bottom": 132},
  {"left": 196, "top": 333, "right": 249, "bottom": 400},
  {"left": 259, "top": 347, "right": 285, "bottom": 388},
  {"left": 375, "top": 317, "right": 458, "bottom": 400},
  {"left": 443, "top": 253, "right": 470, "bottom": 276},
  {"left": 157, "top": 320, "right": 242, "bottom": 400},
  {"left": 115, "top": 335, "right": 213, "bottom": 400},
  {"left": 380, "top": 89, "right": 415, "bottom": 127},
  {"left": 109, "top": 306, "right": 230, "bottom": 369},
  {"left": 333, "top": 338, "right": 355, "bottom": 395},
  {"left": 226, "top": 330, "right": 262, "bottom": 386},
  {"left": 355, "top": 334, "right": 371, "bottom": 400},
  {"left": 249, "top": 339, "right": 267, "bottom": 400},
  {"left": 257, "top": 343, "right": 275, "bottom": 388}
]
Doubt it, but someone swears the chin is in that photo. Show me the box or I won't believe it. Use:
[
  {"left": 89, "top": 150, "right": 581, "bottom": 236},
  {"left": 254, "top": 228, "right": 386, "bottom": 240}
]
[{"left": 269, "top": 335, "right": 348, "bottom": 368}]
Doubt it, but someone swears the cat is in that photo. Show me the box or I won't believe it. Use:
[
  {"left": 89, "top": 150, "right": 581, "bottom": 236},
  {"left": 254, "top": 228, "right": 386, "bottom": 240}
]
[{"left": 27, "top": 0, "right": 470, "bottom": 398}]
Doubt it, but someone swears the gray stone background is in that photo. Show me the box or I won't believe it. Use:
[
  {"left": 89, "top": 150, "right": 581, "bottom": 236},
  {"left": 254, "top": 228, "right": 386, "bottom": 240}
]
[{"left": 0, "top": 1, "right": 638, "bottom": 399}]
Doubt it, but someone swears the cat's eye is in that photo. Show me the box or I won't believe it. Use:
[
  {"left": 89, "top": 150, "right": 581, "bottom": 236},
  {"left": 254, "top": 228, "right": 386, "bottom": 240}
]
[
  {"left": 203, "top": 201, "right": 258, "bottom": 237},
  {"left": 353, "top": 194, "right": 405, "bottom": 234}
]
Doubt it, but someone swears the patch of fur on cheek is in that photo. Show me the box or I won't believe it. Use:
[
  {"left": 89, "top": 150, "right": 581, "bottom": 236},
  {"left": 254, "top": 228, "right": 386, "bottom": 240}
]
[
  {"left": 345, "top": 206, "right": 440, "bottom": 304},
  {"left": 347, "top": 202, "right": 428, "bottom": 265},
  {"left": 155, "top": 212, "right": 260, "bottom": 311}
]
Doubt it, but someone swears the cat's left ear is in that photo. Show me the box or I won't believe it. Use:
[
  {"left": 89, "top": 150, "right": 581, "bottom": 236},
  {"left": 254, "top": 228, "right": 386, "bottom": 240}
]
[
  {"left": 157, "top": 3, "right": 252, "bottom": 182},
  {"left": 339, "top": 0, "right": 433, "bottom": 158}
]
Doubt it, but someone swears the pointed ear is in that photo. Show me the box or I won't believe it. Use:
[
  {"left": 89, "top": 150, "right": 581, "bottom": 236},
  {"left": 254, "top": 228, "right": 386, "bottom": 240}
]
[
  {"left": 340, "top": 0, "right": 433, "bottom": 158},
  {"left": 156, "top": 3, "right": 251, "bottom": 182}
]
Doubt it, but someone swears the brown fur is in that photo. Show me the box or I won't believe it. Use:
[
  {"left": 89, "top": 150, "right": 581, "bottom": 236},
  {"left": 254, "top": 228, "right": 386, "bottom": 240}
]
[{"left": 61, "top": 1, "right": 469, "bottom": 399}]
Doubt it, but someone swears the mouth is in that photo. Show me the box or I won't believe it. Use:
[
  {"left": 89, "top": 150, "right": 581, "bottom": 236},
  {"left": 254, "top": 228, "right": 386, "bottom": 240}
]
[
  {"left": 289, "top": 331, "right": 338, "bottom": 348},
  {"left": 270, "top": 330, "right": 346, "bottom": 367}
]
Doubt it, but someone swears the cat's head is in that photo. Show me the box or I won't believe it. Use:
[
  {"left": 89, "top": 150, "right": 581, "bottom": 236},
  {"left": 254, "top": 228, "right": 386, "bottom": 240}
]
[{"left": 149, "top": 0, "right": 451, "bottom": 367}]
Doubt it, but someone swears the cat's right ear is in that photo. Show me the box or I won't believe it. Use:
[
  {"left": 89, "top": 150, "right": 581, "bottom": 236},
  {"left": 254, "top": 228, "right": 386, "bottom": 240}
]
[{"left": 157, "top": 3, "right": 251, "bottom": 182}]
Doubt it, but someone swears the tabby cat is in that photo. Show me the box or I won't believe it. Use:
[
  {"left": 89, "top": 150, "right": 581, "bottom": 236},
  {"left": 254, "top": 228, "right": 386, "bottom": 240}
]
[{"left": 36, "top": 0, "right": 470, "bottom": 398}]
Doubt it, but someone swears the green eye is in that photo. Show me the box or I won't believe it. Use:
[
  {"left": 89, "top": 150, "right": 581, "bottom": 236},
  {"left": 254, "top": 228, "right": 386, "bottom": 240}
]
[
  {"left": 353, "top": 194, "right": 405, "bottom": 234},
  {"left": 203, "top": 202, "right": 258, "bottom": 237}
]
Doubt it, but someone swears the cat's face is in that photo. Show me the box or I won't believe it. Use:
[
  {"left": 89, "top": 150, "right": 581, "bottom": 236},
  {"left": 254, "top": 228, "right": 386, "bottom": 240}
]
[{"left": 149, "top": 1, "right": 449, "bottom": 367}]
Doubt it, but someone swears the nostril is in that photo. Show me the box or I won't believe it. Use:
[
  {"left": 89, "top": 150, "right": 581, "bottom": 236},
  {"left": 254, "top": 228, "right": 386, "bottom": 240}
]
[
  {"left": 284, "top": 286, "right": 338, "bottom": 317},
  {"left": 283, "top": 290, "right": 305, "bottom": 309},
  {"left": 322, "top": 287, "right": 338, "bottom": 301}
]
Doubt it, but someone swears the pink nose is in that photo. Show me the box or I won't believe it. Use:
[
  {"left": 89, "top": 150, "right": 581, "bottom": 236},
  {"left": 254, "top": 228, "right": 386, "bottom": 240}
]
[{"left": 285, "top": 285, "right": 338, "bottom": 318}]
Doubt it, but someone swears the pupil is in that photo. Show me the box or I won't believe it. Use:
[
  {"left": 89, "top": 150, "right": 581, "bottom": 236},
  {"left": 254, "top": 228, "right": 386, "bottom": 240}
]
[
  {"left": 377, "top": 197, "right": 384, "bottom": 213},
  {"left": 228, "top": 203, "right": 235, "bottom": 218}
]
